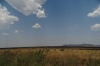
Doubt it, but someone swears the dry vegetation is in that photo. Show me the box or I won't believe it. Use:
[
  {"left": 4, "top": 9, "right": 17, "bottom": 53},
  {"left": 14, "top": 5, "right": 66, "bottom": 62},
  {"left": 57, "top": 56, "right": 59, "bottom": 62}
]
[{"left": 0, "top": 48, "right": 100, "bottom": 66}]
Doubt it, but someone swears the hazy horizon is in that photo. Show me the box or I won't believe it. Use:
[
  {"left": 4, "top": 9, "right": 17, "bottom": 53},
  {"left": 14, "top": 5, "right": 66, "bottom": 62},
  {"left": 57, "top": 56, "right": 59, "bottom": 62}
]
[{"left": 0, "top": 0, "right": 100, "bottom": 48}]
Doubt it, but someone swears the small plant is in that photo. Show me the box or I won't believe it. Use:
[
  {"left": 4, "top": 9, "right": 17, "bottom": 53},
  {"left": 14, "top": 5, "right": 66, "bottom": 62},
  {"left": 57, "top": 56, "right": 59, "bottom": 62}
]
[
  {"left": 53, "top": 49, "right": 56, "bottom": 51},
  {"left": 60, "top": 48, "right": 64, "bottom": 51},
  {"left": 86, "top": 58, "right": 100, "bottom": 66},
  {"left": 44, "top": 48, "right": 50, "bottom": 53}
]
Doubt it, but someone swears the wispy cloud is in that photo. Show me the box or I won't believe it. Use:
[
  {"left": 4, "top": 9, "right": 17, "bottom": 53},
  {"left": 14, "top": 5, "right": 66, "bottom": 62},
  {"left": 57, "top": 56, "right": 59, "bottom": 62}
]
[
  {"left": 76, "top": 25, "right": 78, "bottom": 26},
  {"left": 14, "top": 30, "right": 19, "bottom": 33},
  {"left": 3, "top": 33, "right": 9, "bottom": 35},
  {"left": 21, "top": 30, "right": 23, "bottom": 32},
  {"left": 87, "top": 5, "right": 100, "bottom": 17},
  {"left": 6, "top": 0, "right": 47, "bottom": 18}
]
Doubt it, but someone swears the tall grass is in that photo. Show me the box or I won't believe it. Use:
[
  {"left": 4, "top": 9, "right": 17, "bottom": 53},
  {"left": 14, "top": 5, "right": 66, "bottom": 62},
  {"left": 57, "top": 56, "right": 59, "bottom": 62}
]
[{"left": 0, "top": 48, "right": 100, "bottom": 66}]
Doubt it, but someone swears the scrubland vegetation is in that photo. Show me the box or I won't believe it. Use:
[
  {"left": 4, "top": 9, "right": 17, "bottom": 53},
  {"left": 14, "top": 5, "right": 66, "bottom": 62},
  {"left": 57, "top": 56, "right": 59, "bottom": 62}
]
[{"left": 0, "top": 48, "right": 100, "bottom": 66}]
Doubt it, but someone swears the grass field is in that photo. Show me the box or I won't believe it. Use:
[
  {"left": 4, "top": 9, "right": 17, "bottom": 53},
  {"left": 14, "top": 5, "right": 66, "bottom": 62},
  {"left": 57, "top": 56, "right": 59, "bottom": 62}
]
[{"left": 0, "top": 47, "right": 100, "bottom": 66}]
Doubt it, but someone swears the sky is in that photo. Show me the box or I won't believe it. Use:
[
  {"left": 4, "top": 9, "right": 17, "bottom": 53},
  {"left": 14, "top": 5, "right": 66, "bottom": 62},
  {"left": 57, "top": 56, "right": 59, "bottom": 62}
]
[{"left": 0, "top": 0, "right": 100, "bottom": 47}]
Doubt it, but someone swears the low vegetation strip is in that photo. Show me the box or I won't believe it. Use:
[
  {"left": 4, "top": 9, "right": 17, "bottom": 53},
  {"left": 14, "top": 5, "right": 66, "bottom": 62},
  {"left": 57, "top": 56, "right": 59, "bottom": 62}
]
[
  {"left": 0, "top": 46, "right": 100, "bottom": 50},
  {"left": 0, "top": 48, "right": 100, "bottom": 66}
]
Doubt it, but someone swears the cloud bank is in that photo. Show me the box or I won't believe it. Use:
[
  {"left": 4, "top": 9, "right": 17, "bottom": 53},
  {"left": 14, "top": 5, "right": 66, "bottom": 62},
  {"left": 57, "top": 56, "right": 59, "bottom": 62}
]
[
  {"left": 6, "top": 0, "right": 47, "bottom": 18},
  {"left": 0, "top": 4, "right": 18, "bottom": 30}
]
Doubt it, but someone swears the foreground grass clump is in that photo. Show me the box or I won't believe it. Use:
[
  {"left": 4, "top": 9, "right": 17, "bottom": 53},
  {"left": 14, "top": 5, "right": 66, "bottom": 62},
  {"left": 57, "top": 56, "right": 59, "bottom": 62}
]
[
  {"left": 0, "top": 49, "right": 47, "bottom": 66},
  {"left": 0, "top": 50, "right": 16, "bottom": 66},
  {"left": 0, "top": 48, "right": 100, "bottom": 66}
]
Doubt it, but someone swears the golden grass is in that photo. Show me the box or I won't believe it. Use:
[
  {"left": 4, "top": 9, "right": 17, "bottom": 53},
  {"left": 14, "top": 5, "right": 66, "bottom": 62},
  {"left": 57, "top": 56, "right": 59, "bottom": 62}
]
[
  {"left": 0, "top": 48, "right": 100, "bottom": 59},
  {"left": 0, "top": 48, "right": 100, "bottom": 66},
  {"left": 44, "top": 48, "right": 100, "bottom": 60}
]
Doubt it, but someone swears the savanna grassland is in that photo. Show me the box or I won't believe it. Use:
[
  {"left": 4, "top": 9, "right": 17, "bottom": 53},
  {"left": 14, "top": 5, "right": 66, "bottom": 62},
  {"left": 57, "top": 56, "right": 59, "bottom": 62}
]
[{"left": 0, "top": 47, "right": 100, "bottom": 66}]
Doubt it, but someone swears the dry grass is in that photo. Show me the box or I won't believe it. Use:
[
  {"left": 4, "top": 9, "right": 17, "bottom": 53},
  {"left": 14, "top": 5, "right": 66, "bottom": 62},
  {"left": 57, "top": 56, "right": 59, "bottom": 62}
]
[
  {"left": 0, "top": 48, "right": 100, "bottom": 66},
  {"left": 0, "top": 48, "right": 100, "bottom": 59}
]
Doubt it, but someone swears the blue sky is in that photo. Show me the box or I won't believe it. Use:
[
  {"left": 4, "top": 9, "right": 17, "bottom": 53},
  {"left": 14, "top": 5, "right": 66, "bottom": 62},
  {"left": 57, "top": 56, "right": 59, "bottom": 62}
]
[{"left": 0, "top": 0, "right": 100, "bottom": 47}]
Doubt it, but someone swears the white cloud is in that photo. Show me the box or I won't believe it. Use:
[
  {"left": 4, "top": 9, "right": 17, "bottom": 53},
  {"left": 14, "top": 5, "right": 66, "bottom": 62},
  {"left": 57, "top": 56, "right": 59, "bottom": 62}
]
[
  {"left": 6, "top": 0, "right": 47, "bottom": 18},
  {"left": 91, "top": 24, "right": 100, "bottom": 31},
  {"left": 14, "top": 30, "right": 19, "bottom": 33},
  {"left": 37, "top": 9, "right": 46, "bottom": 18},
  {"left": 0, "top": 4, "right": 19, "bottom": 30},
  {"left": 32, "top": 23, "right": 41, "bottom": 28},
  {"left": 3, "top": 33, "right": 9, "bottom": 35},
  {"left": 87, "top": 5, "right": 100, "bottom": 17}
]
